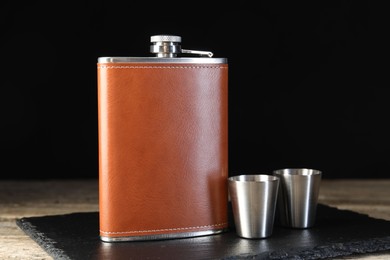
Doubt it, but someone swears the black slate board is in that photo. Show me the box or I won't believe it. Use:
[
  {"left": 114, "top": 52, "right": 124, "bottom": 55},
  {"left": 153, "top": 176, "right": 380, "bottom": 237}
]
[{"left": 16, "top": 204, "right": 390, "bottom": 260}]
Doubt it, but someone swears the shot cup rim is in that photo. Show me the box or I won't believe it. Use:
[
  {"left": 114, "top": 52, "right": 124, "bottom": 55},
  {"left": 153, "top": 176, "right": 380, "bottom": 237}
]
[
  {"left": 273, "top": 168, "right": 322, "bottom": 176},
  {"left": 228, "top": 174, "right": 279, "bottom": 183}
]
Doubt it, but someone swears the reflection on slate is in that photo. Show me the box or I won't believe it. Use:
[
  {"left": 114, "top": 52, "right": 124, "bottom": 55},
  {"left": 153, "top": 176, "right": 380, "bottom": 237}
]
[{"left": 16, "top": 204, "right": 390, "bottom": 260}]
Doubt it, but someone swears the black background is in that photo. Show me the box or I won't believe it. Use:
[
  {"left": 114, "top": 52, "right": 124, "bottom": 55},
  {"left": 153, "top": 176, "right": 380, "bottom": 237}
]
[{"left": 1, "top": 1, "right": 387, "bottom": 179}]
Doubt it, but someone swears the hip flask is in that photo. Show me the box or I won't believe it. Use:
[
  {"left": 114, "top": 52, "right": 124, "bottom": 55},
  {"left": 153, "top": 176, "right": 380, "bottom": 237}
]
[{"left": 97, "top": 35, "right": 228, "bottom": 242}]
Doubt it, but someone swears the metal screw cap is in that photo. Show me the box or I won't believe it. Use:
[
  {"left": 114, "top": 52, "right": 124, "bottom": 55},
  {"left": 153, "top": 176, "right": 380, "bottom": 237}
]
[
  {"left": 150, "top": 35, "right": 182, "bottom": 57},
  {"left": 150, "top": 35, "right": 181, "bottom": 43}
]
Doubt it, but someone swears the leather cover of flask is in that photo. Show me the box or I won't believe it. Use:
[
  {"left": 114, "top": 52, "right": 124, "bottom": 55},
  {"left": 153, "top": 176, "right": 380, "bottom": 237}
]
[{"left": 97, "top": 61, "right": 228, "bottom": 241}]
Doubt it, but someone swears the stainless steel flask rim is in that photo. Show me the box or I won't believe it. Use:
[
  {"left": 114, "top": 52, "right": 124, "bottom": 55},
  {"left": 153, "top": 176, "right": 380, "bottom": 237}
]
[{"left": 98, "top": 35, "right": 226, "bottom": 64}]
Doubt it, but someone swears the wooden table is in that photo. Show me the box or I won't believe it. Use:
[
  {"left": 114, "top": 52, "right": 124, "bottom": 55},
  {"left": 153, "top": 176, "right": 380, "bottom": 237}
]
[{"left": 1, "top": 179, "right": 389, "bottom": 259}]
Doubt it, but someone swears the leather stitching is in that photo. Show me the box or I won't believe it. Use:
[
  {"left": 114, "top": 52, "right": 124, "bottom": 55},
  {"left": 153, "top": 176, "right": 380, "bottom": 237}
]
[
  {"left": 100, "top": 222, "right": 228, "bottom": 234},
  {"left": 98, "top": 65, "right": 227, "bottom": 69}
]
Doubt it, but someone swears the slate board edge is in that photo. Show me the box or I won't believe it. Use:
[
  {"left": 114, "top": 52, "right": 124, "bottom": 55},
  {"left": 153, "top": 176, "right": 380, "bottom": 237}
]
[
  {"left": 15, "top": 208, "right": 390, "bottom": 260},
  {"left": 15, "top": 218, "right": 71, "bottom": 260}
]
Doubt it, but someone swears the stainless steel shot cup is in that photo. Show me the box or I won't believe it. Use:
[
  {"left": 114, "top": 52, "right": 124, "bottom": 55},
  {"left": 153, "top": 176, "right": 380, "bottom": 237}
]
[
  {"left": 273, "top": 168, "right": 322, "bottom": 229},
  {"left": 228, "top": 174, "right": 280, "bottom": 239}
]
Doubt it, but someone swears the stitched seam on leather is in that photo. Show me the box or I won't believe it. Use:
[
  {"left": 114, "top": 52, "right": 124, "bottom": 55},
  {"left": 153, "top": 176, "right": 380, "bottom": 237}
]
[
  {"left": 98, "top": 65, "right": 227, "bottom": 69},
  {"left": 100, "top": 222, "right": 228, "bottom": 234}
]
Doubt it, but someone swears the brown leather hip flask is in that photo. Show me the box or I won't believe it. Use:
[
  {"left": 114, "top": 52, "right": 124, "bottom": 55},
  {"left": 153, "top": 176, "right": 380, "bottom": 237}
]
[{"left": 97, "top": 35, "right": 229, "bottom": 241}]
